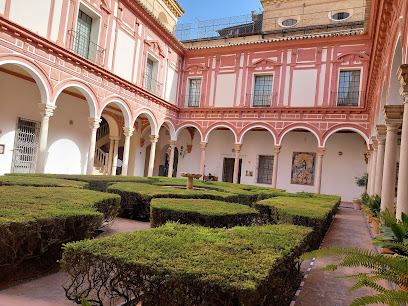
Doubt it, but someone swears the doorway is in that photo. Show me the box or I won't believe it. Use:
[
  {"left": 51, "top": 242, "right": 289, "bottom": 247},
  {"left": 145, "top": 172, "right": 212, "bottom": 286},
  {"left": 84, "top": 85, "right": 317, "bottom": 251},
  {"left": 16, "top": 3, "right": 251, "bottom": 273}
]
[{"left": 222, "top": 157, "right": 242, "bottom": 183}]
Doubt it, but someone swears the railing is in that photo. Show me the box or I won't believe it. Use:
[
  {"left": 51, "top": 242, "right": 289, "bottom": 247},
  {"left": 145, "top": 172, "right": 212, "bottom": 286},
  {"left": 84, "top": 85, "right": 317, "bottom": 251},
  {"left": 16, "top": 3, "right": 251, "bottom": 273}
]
[
  {"left": 246, "top": 93, "right": 278, "bottom": 107},
  {"left": 96, "top": 122, "right": 109, "bottom": 141},
  {"left": 332, "top": 91, "right": 365, "bottom": 107},
  {"left": 95, "top": 148, "right": 109, "bottom": 173},
  {"left": 182, "top": 93, "right": 204, "bottom": 107},
  {"left": 67, "top": 29, "right": 106, "bottom": 66},
  {"left": 144, "top": 74, "right": 162, "bottom": 96}
]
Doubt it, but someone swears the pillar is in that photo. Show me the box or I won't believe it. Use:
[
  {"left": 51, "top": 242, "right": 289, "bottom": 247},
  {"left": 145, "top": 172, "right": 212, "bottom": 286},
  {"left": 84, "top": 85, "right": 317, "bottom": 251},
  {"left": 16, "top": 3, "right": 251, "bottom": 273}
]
[
  {"left": 369, "top": 139, "right": 378, "bottom": 196},
  {"left": 148, "top": 135, "right": 159, "bottom": 177},
  {"left": 314, "top": 147, "right": 326, "bottom": 194},
  {"left": 233, "top": 144, "right": 242, "bottom": 184},
  {"left": 107, "top": 137, "right": 114, "bottom": 175},
  {"left": 168, "top": 140, "right": 177, "bottom": 177},
  {"left": 199, "top": 142, "right": 207, "bottom": 176},
  {"left": 396, "top": 65, "right": 408, "bottom": 219},
  {"left": 366, "top": 146, "right": 373, "bottom": 195},
  {"left": 374, "top": 126, "right": 386, "bottom": 196},
  {"left": 111, "top": 136, "right": 120, "bottom": 176},
  {"left": 87, "top": 117, "right": 102, "bottom": 175},
  {"left": 36, "top": 103, "right": 56, "bottom": 173},
  {"left": 271, "top": 145, "right": 281, "bottom": 188},
  {"left": 121, "top": 127, "right": 135, "bottom": 176}
]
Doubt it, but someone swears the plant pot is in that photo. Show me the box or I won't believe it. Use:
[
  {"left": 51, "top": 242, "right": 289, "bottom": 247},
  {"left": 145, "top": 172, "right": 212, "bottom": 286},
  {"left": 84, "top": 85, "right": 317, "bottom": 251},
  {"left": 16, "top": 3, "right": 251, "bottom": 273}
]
[
  {"left": 353, "top": 201, "right": 361, "bottom": 210},
  {"left": 372, "top": 217, "right": 380, "bottom": 234},
  {"left": 381, "top": 248, "right": 394, "bottom": 254}
]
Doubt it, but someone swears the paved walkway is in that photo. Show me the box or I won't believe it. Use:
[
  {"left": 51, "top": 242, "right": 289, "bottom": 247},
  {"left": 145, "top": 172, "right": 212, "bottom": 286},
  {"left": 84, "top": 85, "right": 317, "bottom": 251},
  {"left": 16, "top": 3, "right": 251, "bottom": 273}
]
[
  {"left": 294, "top": 204, "right": 382, "bottom": 306},
  {"left": 0, "top": 218, "right": 150, "bottom": 306}
]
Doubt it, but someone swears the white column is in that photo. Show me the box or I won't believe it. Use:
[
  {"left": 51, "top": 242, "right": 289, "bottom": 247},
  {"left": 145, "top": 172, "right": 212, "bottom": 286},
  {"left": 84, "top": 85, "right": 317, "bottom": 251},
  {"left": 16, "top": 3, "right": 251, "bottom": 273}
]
[
  {"left": 111, "top": 137, "right": 120, "bottom": 176},
  {"left": 381, "top": 120, "right": 401, "bottom": 211},
  {"left": 107, "top": 137, "right": 114, "bottom": 175},
  {"left": 366, "top": 147, "right": 373, "bottom": 195},
  {"left": 121, "top": 127, "right": 135, "bottom": 176},
  {"left": 148, "top": 135, "right": 159, "bottom": 177},
  {"left": 168, "top": 140, "right": 177, "bottom": 177},
  {"left": 315, "top": 147, "right": 326, "bottom": 194},
  {"left": 233, "top": 144, "right": 242, "bottom": 184},
  {"left": 199, "top": 141, "right": 207, "bottom": 176},
  {"left": 36, "top": 103, "right": 56, "bottom": 173},
  {"left": 374, "top": 126, "right": 386, "bottom": 196},
  {"left": 369, "top": 139, "right": 378, "bottom": 196},
  {"left": 87, "top": 117, "right": 102, "bottom": 175},
  {"left": 271, "top": 145, "right": 281, "bottom": 188}
]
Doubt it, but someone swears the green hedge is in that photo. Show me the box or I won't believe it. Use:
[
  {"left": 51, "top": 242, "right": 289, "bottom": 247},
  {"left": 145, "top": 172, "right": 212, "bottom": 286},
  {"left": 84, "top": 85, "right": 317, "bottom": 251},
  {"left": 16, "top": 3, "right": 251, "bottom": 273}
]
[
  {"left": 0, "top": 186, "right": 121, "bottom": 280},
  {"left": 62, "top": 223, "right": 312, "bottom": 305},
  {"left": 0, "top": 175, "right": 88, "bottom": 188},
  {"left": 150, "top": 198, "right": 262, "bottom": 228},
  {"left": 254, "top": 195, "right": 340, "bottom": 249},
  {"left": 107, "top": 183, "right": 241, "bottom": 221}
]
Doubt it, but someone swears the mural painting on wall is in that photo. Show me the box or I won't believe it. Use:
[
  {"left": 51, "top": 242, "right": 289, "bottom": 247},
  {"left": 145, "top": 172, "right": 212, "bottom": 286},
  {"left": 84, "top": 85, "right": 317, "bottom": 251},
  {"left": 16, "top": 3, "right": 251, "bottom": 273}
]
[{"left": 290, "top": 152, "right": 316, "bottom": 186}]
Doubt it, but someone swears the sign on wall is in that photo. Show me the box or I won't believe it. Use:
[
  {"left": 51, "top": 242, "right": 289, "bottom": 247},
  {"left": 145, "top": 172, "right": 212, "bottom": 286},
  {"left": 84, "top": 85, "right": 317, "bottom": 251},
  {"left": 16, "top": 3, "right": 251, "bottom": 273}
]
[{"left": 290, "top": 152, "right": 316, "bottom": 186}]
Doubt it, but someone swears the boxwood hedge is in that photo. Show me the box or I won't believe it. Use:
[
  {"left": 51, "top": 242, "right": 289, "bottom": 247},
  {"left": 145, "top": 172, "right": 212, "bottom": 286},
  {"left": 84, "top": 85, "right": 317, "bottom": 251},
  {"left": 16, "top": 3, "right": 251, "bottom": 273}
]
[
  {"left": 0, "top": 186, "right": 120, "bottom": 280},
  {"left": 0, "top": 175, "right": 88, "bottom": 188},
  {"left": 150, "top": 198, "right": 262, "bottom": 228},
  {"left": 254, "top": 195, "right": 340, "bottom": 249},
  {"left": 62, "top": 222, "right": 313, "bottom": 306}
]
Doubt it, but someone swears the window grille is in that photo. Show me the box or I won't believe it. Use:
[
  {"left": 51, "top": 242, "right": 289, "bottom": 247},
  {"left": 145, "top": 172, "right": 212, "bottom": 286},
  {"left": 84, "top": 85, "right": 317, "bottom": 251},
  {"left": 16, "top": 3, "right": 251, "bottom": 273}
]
[
  {"left": 337, "top": 70, "right": 361, "bottom": 106},
  {"left": 253, "top": 75, "right": 273, "bottom": 107},
  {"left": 257, "top": 155, "right": 274, "bottom": 184},
  {"left": 282, "top": 19, "right": 298, "bottom": 27},
  {"left": 73, "top": 10, "right": 92, "bottom": 59},
  {"left": 332, "top": 12, "right": 350, "bottom": 20},
  {"left": 187, "top": 79, "right": 202, "bottom": 107},
  {"left": 145, "top": 58, "right": 154, "bottom": 92}
]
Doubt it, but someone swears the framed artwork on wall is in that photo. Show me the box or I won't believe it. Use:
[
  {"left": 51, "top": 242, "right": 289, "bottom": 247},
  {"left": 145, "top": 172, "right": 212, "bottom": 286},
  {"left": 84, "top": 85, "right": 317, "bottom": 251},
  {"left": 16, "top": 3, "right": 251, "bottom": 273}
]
[
  {"left": 0, "top": 144, "right": 4, "bottom": 154},
  {"left": 290, "top": 152, "right": 316, "bottom": 186}
]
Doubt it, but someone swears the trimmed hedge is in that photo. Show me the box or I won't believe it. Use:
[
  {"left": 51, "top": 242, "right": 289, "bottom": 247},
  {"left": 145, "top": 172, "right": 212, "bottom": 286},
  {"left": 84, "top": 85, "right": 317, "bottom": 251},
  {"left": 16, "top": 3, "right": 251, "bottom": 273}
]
[
  {"left": 254, "top": 195, "right": 340, "bottom": 249},
  {"left": 0, "top": 186, "right": 121, "bottom": 280},
  {"left": 150, "top": 198, "right": 262, "bottom": 228},
  {"left": 62, "top": 222, "right": 313, "bottom": 305},
  {"left": 107, "top": 183, "right": 241, "bottom": 221},
  {"left": 0, "top": 175, "right": 88, "bottom": 188}
]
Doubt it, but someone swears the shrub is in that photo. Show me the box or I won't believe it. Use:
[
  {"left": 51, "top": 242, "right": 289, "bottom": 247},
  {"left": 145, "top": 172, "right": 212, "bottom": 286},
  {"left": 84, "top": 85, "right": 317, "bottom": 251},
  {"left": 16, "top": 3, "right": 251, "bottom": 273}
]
[
  {"left": 62, "top": 223, "right": 313, "bottom": 306},
  {"left": 254, "top": 195, "right": 340, "bottom": 249},
  {"left": 150, "top": 198, "right": 262, "bottom": 228},
  {"left": 0, "top": 175, "right": 88, "bottom": 188},
  {"left": 0, "top": 186, "right": 120, "bottom": 280},
  {"left": 107, "top": 183, "right": 241, "bottom": 221}
]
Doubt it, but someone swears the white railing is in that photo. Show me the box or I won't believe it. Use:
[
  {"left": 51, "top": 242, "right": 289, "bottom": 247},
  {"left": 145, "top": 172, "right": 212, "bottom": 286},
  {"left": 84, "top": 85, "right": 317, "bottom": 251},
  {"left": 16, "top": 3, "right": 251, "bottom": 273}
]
[
  {"left": 97, "top": 123, "right": 110, "bottom": 140},
  {"left": 95, "top": 148, "right": 109, "bottom": 174}
]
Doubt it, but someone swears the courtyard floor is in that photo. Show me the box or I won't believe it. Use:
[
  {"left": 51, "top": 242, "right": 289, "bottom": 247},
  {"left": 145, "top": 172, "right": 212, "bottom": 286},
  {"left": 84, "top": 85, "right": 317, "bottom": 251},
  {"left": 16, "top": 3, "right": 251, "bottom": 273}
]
[{"left": 0, "top": 205, "right": 382, "bottom": 306}]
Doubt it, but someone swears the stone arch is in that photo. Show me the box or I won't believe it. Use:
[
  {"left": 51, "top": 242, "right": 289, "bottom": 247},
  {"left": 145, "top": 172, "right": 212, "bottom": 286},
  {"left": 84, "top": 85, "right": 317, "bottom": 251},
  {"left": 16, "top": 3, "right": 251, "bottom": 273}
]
[
  {"left": 204, "top": 122, "right": 239, "bottom": 143},
  {"left": 100, "top": 96, "right": 132, "bottom": 128},
  {"left": 0, "top": 55, "right": 52, "bottom": 104},
  {"left": 101, "top": 112, "right": 121, "bottom": 137},
  {"left": 238, "top": 123, "right": 278, "bottom": 144},
  {"left": 175, "top": 122, "right": 204, "bottom": 142},
  {"left": 278, "top": 124, "right": 322, "bottom": 146},
  {"left": 158, "top": 119, "right": 177, "bottom": 140},
  {"left": 53, "top": 79, "right": 98, "bottom": 118},
  {"left": 322, "top": 125, "right": 369, "bottom": 148},
  {"left": 133, "top": 108, "right": 158, "bottom": 135}
]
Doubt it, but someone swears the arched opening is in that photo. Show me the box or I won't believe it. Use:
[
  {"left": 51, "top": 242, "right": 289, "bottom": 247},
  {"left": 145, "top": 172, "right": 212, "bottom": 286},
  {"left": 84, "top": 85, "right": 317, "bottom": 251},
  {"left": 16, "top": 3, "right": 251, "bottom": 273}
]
[
  {"left": 0, "top": 63, "right": 49, "bottom": 175},
  {"left": 388, "top": 37, "right": 403, "bottom": 105},
  {"left": 173, "top": 125, "right": 202, "bottom": 177}
]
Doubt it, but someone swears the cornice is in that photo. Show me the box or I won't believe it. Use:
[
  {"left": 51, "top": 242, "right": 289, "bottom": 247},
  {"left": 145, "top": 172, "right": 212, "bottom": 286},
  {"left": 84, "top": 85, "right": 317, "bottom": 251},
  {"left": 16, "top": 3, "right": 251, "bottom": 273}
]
[{"left": 163, "top": 0, "right": 184, "bottom": 18}]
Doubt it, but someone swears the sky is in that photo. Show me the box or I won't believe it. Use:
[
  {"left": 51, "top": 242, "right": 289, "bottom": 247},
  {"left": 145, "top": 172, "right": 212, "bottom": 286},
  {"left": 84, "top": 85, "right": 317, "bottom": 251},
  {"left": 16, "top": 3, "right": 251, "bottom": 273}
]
[{"left": 177, "top": 0, "right": 262, "bottom": 25}]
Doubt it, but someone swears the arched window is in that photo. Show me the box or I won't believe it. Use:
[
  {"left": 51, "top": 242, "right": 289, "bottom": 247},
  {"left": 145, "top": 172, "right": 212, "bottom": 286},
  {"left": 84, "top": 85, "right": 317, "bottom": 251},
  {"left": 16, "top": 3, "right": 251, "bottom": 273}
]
[{"left": 281, "top": 19, "right": 298, "bottom": 27}]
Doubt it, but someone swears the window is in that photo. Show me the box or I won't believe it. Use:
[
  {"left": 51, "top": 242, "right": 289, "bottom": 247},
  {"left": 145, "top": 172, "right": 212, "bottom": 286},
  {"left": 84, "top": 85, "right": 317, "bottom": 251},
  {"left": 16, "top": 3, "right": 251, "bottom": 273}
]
[
  {"left": 74, "top": 10, "right": 92, "bottom": 59},
  {"left": 281, "top": 19, "right": 298, "bottom": 27},
  {"left": 331, "top": 12, "right": 350, "bottom": 21},
  {"left": 187, "top": 79, "right": 201, "bottom": 107},
  {"left": 337, "top": 70, "right": 361, "bottom": 106},
  {"left": 144, "top": 57, "right": 161, "bottom": 95},
  {"left": 257, "top": 155, "right": 274, "bottom": 184},
  {"left": 253, "top": 75, "right": 273, "bottom": 107}
]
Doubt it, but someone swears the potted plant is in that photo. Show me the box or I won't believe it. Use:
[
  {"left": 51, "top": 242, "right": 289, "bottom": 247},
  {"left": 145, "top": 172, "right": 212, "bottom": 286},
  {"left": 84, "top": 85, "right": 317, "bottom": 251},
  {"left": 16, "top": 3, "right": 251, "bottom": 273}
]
[
  {"left": 352, "top": 198, "right": 362, "bottom": 210},
  {"left": 367, "top": 195, "right": 381, "bottom": 234}
]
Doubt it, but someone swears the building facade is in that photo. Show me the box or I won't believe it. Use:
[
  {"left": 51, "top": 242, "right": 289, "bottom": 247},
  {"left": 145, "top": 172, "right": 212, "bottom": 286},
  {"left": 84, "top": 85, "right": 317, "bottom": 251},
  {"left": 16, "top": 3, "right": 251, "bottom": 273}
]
[{"left": 0, "top": 0, "right": 406, "bottom": 212}]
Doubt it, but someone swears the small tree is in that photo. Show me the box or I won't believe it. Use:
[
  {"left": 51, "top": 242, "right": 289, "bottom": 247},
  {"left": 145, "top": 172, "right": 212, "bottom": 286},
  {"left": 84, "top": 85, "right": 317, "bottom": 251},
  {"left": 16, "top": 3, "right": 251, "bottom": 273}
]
[{"left": 355, "top": 173, "right": 368, "bottom": 192}]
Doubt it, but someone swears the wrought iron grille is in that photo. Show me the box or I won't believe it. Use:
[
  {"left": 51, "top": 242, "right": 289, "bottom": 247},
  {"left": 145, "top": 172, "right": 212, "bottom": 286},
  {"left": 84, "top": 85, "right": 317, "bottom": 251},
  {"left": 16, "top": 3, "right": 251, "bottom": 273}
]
[
  {"left": 250, "top": 75, "right": 274, "bottom": 107},
  {"left": 332, "top": 91, "right": 364, "bottom": 107},
  {"left": 257, "top": 155, "right": 274, "bottom": 184},
  {"left": 186, "top": 79, "right": 202, "bottom": 107},
  {"left": 68, "top": 29, "right": 106, "bottom": 65},
  {"left": 144, "top": 74, "right": 162, "bottom": 95},
  {"left": 11, "top": 118, "right": 40, "bottom": 173}
]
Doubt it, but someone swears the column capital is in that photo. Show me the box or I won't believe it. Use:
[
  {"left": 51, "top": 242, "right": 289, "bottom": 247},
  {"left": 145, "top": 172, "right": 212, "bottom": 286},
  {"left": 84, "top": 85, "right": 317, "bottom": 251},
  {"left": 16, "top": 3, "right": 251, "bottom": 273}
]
[
  {"left": 170, "top": 140, "right": 177, "bottom": 147},
  {"left": 383, "top": 105, "right": 404, "bottom": 120},
  {"left": 38, "top": 103, "right": 56, "bottom": 118},
  {"left": 123, "top": 127, "right": 135, "bottom": 138},
  {"left": 372, "top": 137, "right": 378, "bottom": 149},
  {"left": 273, "top": 145, "right": 282, "bottom": 154},
  {"left": 88, "top": 117, "right": 102, "bottom": 131},
  {"left": 234, "top": 143, "right": 242, "bottom": 153},
  {"left": 376, "top": 125, "right": 387, "bottom": 137},
  {"left": 317, "top": 147, "right": 326, "bottom": 156},
  {"left": 200, "top": 141, "right": 208, "bottom": 150},
  {"left": 150, "top": 134, "right": 159, "bottom": 144},
  {"left": 397, "top": 64, "right": 408, "bottom": 99},
  {"left": 385, "top": 119, "right": 402, "bottom": 131}
]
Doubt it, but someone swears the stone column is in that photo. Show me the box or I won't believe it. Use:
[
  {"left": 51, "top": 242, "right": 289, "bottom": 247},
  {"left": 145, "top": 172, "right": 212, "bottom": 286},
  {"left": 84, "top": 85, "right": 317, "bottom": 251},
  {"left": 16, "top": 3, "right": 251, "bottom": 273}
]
[
  {"left": 168, "top": 140, "right": 177, "bottom": 177},
  {"left": 111, "top": 137, "right": 120, "bottom": 176},
  {"left": 87, "top": 118, "right": 102, "bottom": 175},
  {"left": 381, "top": 109, "right": 403, "bottom": 211},
  {"left": 36, "top": 103, "right": 56, "bottom": 173},
  {"left": 314, "top": 147, "right": 326, "bottom": 194},
  {"left": 366, "top": 146, "right": 373, "bottom": 195},
  {"left": 148, "top": 135, "right": 159, "bottom": 177},
  {"left": 199, "top": 142, "right": 207, "bottom": 176},
  {"left": 396, "top": 65, "right": 408, "bottom": 219},
  {"left": 121, "top": 127, "right": 135, "bottom": 176},
  {"left": 369, "top": 139, "right": 378, "bottom": 196},
  {"left": 107, "top": 137, "right": 114, "bottom": 175},
  {"left": 233, "top": 144, "right": 242, "bottom": 184},
  {"left": 271, "top": 145, "right": 281, "bottom": 188},
  {"left": 374, "top": 126, "right": 386, "bottom": 196}
]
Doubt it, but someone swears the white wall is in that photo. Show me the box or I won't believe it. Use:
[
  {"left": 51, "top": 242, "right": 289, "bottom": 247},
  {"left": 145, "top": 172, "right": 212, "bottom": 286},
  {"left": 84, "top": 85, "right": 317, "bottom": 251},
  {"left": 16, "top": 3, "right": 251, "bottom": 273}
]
[
  {"left": 114, "top": 30, "right": 136, "bottom": 82},
  {"left": 291, "top": 70, "right": 317, "bottom": 107},
  {"left": 214, "top": 74, "right": 236, "bottom": 107},
  {"left": 165, "top": 69, "right": 178, "bottom": 104}
]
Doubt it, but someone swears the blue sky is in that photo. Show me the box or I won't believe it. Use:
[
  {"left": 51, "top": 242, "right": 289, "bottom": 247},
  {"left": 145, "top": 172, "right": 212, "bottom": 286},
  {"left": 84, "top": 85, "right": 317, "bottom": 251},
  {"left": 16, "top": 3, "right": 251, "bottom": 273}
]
[{"left": 177, "top": 0, "right": 262, "bottom": 24}]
